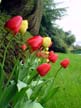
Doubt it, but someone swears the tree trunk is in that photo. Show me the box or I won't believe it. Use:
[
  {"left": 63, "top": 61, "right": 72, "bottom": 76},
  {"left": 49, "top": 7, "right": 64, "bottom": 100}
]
[{"left": 0, "top": 0, "right": 43, "bottom": 35}]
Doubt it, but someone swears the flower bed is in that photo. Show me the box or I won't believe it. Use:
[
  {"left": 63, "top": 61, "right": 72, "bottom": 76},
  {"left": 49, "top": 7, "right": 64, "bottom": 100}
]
[{"left": 0, "top": 16, "right": 70, "bottom": 108}]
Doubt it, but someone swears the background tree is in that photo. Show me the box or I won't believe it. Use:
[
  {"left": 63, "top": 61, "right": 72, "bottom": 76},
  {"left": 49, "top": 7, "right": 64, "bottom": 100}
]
[
  {"left": 64, "top": 31, "right": 76, "bottom": 47},
  {"left": 39, "top": 0, "right": 66, "bottom": 36},
  {"left": 0, "top": 0, "right": 76, "bottom": 53},
  {"left": 0, "top": 0, "right": 43, "bottom": 35},
  {"left": 49, "top": 28, "right": 76, "bottom": 52}
]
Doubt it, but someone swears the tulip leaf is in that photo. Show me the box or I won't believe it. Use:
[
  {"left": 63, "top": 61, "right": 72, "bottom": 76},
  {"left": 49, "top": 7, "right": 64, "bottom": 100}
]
[
  {"left": 30, "top": 83, "right": 43, "bottom": 101},
  {"left": 43, "top": 86, "right": 59, "bottom": 103},
  {"left": 0, "top": 83, "right": 17, "bottom": 108},
  {"left": 38, "top": 79, "right": 59, "bottom": 105},
  {"left": 40, "top": 86, "right": 59, "bottom": 105},
  {"left": 0, "top": 64, "right": 4, "bottom": 94},
  {"left": 13, "top": 86, "right": 28, "bottom": 105},
  {"left": 26, "top": 88, "right": 33, "bottom": 99},
  {"left": 17, "top": 80, "right": 27, "bottom": 92},
  {"left": 14, "top": 100, "right": 44, "bottom": 108}
]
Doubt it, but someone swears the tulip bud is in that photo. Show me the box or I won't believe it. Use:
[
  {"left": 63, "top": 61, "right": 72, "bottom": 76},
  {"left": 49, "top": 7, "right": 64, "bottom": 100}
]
[
  {"left": 42, "top": 37, "right": 52, "bottom": 48},
  {"left": 4, "top": 16, "right": 22, "bottom": 35},
  {"left": 37, "top": 63, "right": 51, "bottom": 76},
  {"left": 21, "top": 44, "right": 27, "bottom": 51},
  {"left": 48, "top": 51, "right": 58, "bottom": 63},
  {"left": 46, "top": 59, "right": 50, "bottom": 63},
  {"left": 27, "top": 36, "right": 43, "bottom": 51},
  {"left": 36, "top": 51, "right": 42, "bottom": 57},
  {"left": 45, "top": 47, "right": 49, "bottom": 51},
  {"left": 36, "top": 51, "right": 48, "bottom": 58},
  {"left": 19, "top": 20, "right": 28, "bottom": 34},
  {"left": 45, "top": 51, "right": 49, "bottom": 55},
  {"left": 60, "top": 58, "right": 70, "bottom": 68}
]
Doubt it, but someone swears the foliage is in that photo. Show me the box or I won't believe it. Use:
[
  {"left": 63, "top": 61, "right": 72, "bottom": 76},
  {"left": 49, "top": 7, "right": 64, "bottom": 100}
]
[
  {"left": 0, "top": 15, "right": 70, "bottom": 108},
  {"left": 0, "top": 0, "right": 43, "bottom": 35},
  {"left": 49, "top": 28, "right": 75, "bottom": 53},
  {"left": 40, "top": 0, "right": 75, "bottom": 53},
  {"left": 0, "top": 12, "right": 32, "bottom": 72},
  {"left": 0, "top": 0, "right": 76, "bottom": 53},
  {"left": 50, "top": 36, "right": 68, "bottom": 53},
  {"left": 64, "top": 31, "right": 76, "bottom": 46},
  {"left": 40, "top": 0, "right": 66, "bottom": 35}
]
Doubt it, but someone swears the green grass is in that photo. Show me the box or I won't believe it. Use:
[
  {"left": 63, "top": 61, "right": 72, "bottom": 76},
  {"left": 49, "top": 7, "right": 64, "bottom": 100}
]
[{"left": 46, "top": 53, "right": 81, "bottom": 108}]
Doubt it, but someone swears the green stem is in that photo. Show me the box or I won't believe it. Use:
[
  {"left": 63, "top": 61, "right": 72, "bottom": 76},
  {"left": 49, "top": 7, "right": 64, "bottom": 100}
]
[
  {"left": 34, "top": 75, "right": 40, "bottom": 87},
  {"left": 2, "top": 36, "right": 13, "bottom": 69},
  {"left": 0, "top": 59, "right": 19, "bottom": 103},
  {"left": 53, "top": 67, "right": 62, "bottom": 84},
  {"left": 28, "top": 74, "right": 39, "bottom": 84},
  {"left": 0, "top": 35, "right": 15, "bottom": 103},
  {"left": 6, "top": 60, "right": 19, "bottom": 86},
  {"left": 54, "top": 66, "right": 62, "bottom": 81}
]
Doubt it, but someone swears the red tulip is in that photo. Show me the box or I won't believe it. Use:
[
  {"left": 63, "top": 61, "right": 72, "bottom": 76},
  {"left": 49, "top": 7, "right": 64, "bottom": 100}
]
[
  {"left": 21, "top": 44, "right": 27, "bottom": 51},
  {"left": 36, "top": 51, "right": 42, "bottom": 57},
  {"left": 4, "top": 16, "right": 22, "bottom": 35},
  {"left": 36, "top": 51, "right": 48, "bottom": 58},
  {"left": 27, "top": 36, "right": 43, "bottom": 51},
  {"left": 60, "top": 58, "right": 70, "bottom": 68},
  {"left": 48, "top": 51, "right": 58, "bottom": 63},
  {"left": 37, "top": 63, "right": 51, "bottom": 76}
]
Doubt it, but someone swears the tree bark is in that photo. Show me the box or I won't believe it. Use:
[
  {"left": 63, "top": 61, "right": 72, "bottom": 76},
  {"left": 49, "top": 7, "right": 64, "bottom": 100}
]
[{"left": 0, "top": 0, "right": 43, "bottom": 35}]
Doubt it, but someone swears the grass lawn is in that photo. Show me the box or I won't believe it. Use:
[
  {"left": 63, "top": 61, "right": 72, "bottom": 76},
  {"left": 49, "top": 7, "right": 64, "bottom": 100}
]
[{"left": 46, "top": 53, "right": 81, "bottom": 108}]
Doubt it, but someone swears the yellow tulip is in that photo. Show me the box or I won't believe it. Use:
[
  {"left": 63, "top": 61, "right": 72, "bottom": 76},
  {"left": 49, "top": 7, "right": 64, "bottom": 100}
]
[
  {"left": 19, "top": 20, "right": 28, "bottom": 34},
  {"left": 42, "top": 37, "right": 52, "bottom": 48}
]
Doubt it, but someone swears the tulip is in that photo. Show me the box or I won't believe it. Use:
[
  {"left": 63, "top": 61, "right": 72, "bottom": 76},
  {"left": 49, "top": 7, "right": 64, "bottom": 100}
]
[
  {"left": 42, "top": 37, "right": 52, "bottom": 48},
  {"left": 36, "top": 51, "right": 42, "bottom": 57},
  {"left": 60, "top": 58, "right": 70, "bottom": 68},
  {"left": 37, "top": 63, "right": 51, "bottom": 76},
  {"left": 36, "top": 51, "right": 48, "bottom": 58},
  {"left": 19, "top": 20, "right": 28, "bottom": 34},
  {"left": 4, "top": 16, "right": 22, "bottom": 35},
  {"left": 48, "top": 51, "right": 58, "bottom": 63},
  {"left": 21, "top": 44, "right": 27, "bottom": 51},
  {"left": 27, "top": 36, "right": 43, "bottom": 51},
  {"left": 46, "top": 59, "right": 50, "bottom": 63}
]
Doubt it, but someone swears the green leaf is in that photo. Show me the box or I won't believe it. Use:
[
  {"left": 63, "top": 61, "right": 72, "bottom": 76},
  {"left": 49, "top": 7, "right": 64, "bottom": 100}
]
[
  {"left": 0, "top": 64, "right": 4, "bottom": 94},
  {"left": 26, "top": 88, "right": 33, "bottom": 99},
  {"left": 38, "top": 79, "right": 59, "bottom": 105},
  {"left": 44, "top": 86, "right": 59, "bottom": 103},
  {"left": 30, "top": 83, "right": 43, "bottom": 101},
  {"left": 13, "top": 86, "right": 28, "bottom": 105},
  {"left": 0, "top": 83, "right": 17, "bottom": 108},
  {"left": 17, "top": 80, "right": 27, "bottom": 92},
  {"left": 14, "top": 100, "right": 44, "bottom": 108},
  {"left": 40, "top": 86, "right": 59, "bottom": 105},
  {"left": 31, "top": 80, "right": 43, "bottom": 87}
]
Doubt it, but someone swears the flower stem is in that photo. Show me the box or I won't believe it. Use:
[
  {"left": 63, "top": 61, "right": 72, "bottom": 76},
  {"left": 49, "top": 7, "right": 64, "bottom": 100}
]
[
  {"left": 2, "top": 36, "right": 13, "bottom": 69},
  {"left": 54, "top": 66, "right": 62, "bottom": 80},
  {"left": 28, "top": 74, "right": 39, "bottom": 84},
  {"left": 0, "top": 59, "right": 19, "bottom": 104}
]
